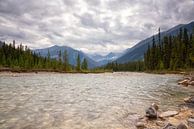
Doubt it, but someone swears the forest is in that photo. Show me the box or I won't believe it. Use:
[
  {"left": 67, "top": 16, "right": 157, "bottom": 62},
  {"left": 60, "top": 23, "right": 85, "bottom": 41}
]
[
  {"left": 144, "top": 28, "right": 194, "bottom": 71},
  {"left": 0, "top": 41, "right": 88, "bottom": 72},
  {"left": 0, "top": 27, "right": 194, "bottom": 73},
  {"left": 104, "top": 28, "right": 194, "bottom": 72}
]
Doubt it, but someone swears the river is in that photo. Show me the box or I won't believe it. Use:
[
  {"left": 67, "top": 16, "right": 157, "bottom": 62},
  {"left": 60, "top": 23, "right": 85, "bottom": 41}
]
[{"left": 0, "top": 72, "right": 194, "bottom": 129}]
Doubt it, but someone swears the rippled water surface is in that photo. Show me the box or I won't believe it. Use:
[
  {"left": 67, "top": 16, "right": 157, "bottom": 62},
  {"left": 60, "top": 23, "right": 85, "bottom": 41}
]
[{"left": 0, "top": 72, "right": 194, "bottom": 129}]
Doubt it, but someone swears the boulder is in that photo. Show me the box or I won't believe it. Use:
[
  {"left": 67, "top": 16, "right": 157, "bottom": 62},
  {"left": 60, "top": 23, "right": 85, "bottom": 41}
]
[
  {"left": 189, "top": 81, "right": 194, "bottom": 86},
  {"left": 176, "top": 123, "right": 188, "bottom": 129},
  {"left": 145, "top": 106, "right": 157, "bottom": 119},
  {"left": 159, "top": 111, "right": 178, "bottom": 118},
  {"left": 178, "top": 80, "right": 189, "bottom": 86},
  {"left": 184, "top": 97, "right": 194, "bottom": 104},
  {"left": 162, "top": 123, "right": 176, "bottom": 129}
]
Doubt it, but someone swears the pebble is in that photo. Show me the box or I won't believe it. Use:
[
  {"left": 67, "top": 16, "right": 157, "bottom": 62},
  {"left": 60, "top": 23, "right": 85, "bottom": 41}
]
[{"left": 136, "top": 122, "right": 146, "bottom": 128}]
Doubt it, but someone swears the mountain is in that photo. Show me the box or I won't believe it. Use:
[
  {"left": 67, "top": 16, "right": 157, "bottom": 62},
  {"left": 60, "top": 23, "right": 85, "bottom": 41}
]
[
  {"left": 116, "top": 21, "right": 194, "bottom": 64},
  {"left": 89, "top": 52, "right": 122, "bottom": 65},
  {"left": 33, "top": 45, "right": 99, "bottom": 68},
  {"left": 89, "top": 54, "right": 104, "bottom": 62},
  {"left": 0, "top": 41, "right": 4, "bottom": 47}
]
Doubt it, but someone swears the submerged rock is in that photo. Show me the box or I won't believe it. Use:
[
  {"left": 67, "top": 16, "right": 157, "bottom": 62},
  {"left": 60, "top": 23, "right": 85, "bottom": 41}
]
[
  {"left": 188, "top": 117, "right": 194, "bottom": 128},
  {"left": 159, "top": 111, "right": 178, "bottom": 118},
  {"left": 189, "top": 81, "right": 194, "bottom": 86},
  {"left": 176, "top": 123, "right": 188, "bottom": 129},
  {"left": 178, "top": 75, "right": 194, "bottom": 86},
  {"left": 178, "top": 80, "right": 189, "bottom": 86},
  {"left": 184, "top": 97, "right": 194, "bottom": 104},
  {"left": 162, "top": 123, "right": 176, "bottom": 129}
]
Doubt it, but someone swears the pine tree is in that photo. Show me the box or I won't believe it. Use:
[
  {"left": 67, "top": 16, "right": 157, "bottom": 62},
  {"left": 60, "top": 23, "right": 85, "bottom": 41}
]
[
  {"left": 58, "top": 50, "right": 62, "bottom": 62},
  {"left": 81, "top": 58, "right": 88, "bottom": 70},
  {"left": 63, "top": 50, "right": 69, "bottom": 71},
  {"left": 76, "top": 54, "right": 81, "bottom": 71}
]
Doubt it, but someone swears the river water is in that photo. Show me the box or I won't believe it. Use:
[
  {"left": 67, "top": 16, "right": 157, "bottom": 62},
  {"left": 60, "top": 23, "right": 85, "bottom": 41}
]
[{"left": 0, "top": 72, "right": 194, "bottom": 129}]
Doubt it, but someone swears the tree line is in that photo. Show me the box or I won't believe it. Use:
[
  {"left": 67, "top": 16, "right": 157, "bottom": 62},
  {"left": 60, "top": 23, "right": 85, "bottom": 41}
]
[
  {"left": 104, "top": 61, "right": 144, "bottom": 72},
  {"left": 144, "top": 28, "right": 194, "bottom": 71},
  {"left": 105, "top": 27, "right": 194, "bottom": 72},
  {"left": 1, "top": 27, "right": 193, "bottom": 73},
  {"left": 0, "top": 41, "right": 88, "bottom": 72}
]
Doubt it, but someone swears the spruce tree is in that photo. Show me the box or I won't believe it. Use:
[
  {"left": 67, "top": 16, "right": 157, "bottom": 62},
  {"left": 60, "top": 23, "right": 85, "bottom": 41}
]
[
  {"left": 76, "top": 54, "right": 81, "bottom": 71},
  {"left": 63, "top": 50, "right": 69, "bottom": 71},
  {"left": 81, "top": 58, "right": 88, "bottom": 70}
]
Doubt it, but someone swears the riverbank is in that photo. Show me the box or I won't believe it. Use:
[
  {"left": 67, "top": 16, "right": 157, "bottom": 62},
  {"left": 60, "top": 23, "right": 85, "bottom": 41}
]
[
  {"left": 0, "top": 67, "right": 113, "bottom": 74},
  {"left": 145, "top": 69, "right": 194, "bottom": 75},
  {"left": 133, "top": 103, "right": 194, "bottom": 129},
  {"left": 133, "top": 73, "right": 194, "bottom": 129}
]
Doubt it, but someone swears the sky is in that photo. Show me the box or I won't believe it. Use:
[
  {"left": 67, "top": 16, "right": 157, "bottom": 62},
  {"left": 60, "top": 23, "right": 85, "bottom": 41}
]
[{"left": 0, "top": 0, "right": 194, "bottom": 55}]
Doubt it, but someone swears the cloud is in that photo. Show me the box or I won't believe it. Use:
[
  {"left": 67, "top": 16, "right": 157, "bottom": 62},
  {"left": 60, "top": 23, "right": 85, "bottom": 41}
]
[{"left": 0, "top": 0, "right": 194, "bottom": 54}]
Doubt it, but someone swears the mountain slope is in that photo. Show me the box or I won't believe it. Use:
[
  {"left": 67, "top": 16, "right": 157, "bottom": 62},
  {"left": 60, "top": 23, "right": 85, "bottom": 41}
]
[
  {"left": 0, "top": 41, "right": 4, "bottom": 47},
  {"left": 34, "top": 45, "right": 99, "bottom": 68},
  {"left": 89, "top": 52, "right": 122, "bottom": 65},
  {"left": 116, "top": 21, "right": 194, "bottom": 64}
]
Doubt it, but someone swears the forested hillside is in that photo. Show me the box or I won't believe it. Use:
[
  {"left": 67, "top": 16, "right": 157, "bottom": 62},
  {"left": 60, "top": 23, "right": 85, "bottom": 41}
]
[
  {"left": 144, "top": 28, "right": 194, "bottom": 70},
  {"left": 104, "top": 27, "right": 194, "bottom": 72},
  {"left": 0, "top": 41, "right": 88, "bottom": 72}
]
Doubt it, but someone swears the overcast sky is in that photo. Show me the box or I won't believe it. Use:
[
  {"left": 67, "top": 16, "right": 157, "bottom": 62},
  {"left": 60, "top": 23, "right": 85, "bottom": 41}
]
[{"left": 0, "top": 0, "right": 194, "bottom": 55}]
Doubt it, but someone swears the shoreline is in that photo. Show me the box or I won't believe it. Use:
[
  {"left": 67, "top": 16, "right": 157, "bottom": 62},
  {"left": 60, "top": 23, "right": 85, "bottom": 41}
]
[
  {"left": 134, "top": 74, "right": 194, "bottom": 129},
  {"left": 0, "top": 67, "right": 193, "bottom": 75},
  {"left": 0, "top": 68, "right": 113, "bottom": 74}
]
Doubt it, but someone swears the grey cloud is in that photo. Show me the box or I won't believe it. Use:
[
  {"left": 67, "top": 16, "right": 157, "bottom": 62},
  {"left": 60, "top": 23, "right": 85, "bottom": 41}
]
[
  {"left": 85, "top": 0, "right": 100, "bottom": 6},
  {"left": 0, "top": 0, "right": 194, "bottom": 54}
]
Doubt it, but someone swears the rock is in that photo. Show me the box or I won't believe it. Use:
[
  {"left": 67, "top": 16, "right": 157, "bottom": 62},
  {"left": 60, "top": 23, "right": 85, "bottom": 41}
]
[
  {"left": 188, "top": 117, "right": 194, "bottom": 128},
  {"left": 162, "top": 123, "right": 176, "bottom": 129},
  {"left": 125, "top": 113, "right": 142, "bottom": 129},
  {"left": 145, "top": 103, "right": 159, "bottom": 119},
  {"left": 156, "top": 120, "right": 165, "bottom": 126},
  {"left": 151, "top": 103, "right": 159, "bottom": 111},
  {"left": 176, "top": 123, "right": 188, "bottom": 129},
  {"left": 159, "top": 111, "right": 178, "bottom": 118},
  {"left": 189, "top": 81, "right": 194, "bottom": 86},
  {"left": 178, "top": 80, "right": 189, "bottom": 86},
  {"left": 184, "top": 97, "right": 194, "bottom": 104},
  {"left": 184, "top": 97, "right": 191, "bottom": 103},
  {"left": 190, "top": 76, "right": 194, "bottom": 81},
  {"left": 145, "top": 106, "right": 157, "bottom": 119},
  {"left": 136, "top": 122, "right": 146, "bottom": 128}
]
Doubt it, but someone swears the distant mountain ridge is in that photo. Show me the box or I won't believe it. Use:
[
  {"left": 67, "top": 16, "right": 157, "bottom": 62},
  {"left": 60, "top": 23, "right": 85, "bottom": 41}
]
[
  {"left": 115, "top": 21, "right": 194, "bottom": 64},
  {"left": 34, "top": 45, "right": 99, "bottom": 68},
  {"left": 89, "top": 52, "right": 122, "bottom": 65}
]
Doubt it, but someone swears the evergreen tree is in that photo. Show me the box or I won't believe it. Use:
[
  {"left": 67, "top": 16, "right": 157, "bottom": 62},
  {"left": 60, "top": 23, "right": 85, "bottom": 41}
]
[
  {"left": 0, "top": 40, "right": 73, "bottom": 71},
  {"left": 58, "top": 50, "right": 62, "bottom": 62},
  {"left": 144, "top": 27, "right": 194, "bottom": 71},
  {"left": 81, "top": 58, "right": 88, "bottom": 70},
  {"left": 76, "top": 54, "right": 81, "bottom": 71},
  {"left": 63, "top": 50, "right": 69, "bottom": 71}
]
